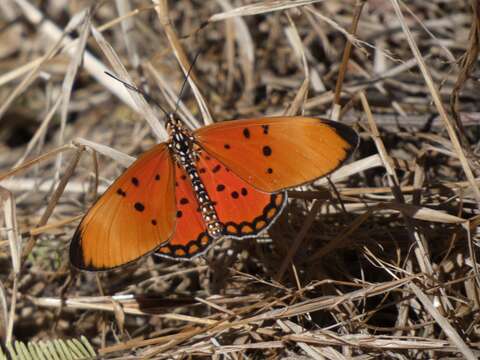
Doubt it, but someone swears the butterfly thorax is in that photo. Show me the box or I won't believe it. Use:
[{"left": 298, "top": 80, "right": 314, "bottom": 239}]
[{"left": 167, "top": 115, "right": 224, "bottom": 239}]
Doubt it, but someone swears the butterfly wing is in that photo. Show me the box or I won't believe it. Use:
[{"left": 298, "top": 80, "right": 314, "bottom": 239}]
[
  {"left": 70, "top": 143, "right": 176, "bottom": 271},
  {"left": 195, "top": 116, "right": 358, "bottom": 192},
  {"left": 156, "top": 164, "right": 213, "bottom": 260},
  {"left": 156, "top": 151, "right": 286, "bottom": 260},
  {"left": 197, "top": 152, "right": 286, "bottom": 238}
]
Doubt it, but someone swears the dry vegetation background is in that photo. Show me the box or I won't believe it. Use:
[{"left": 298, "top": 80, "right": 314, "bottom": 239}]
[{"left": 0, "top": 0, "right": 480, "bottom": 358}]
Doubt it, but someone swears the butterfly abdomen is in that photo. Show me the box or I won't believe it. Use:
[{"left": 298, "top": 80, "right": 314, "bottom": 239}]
[{"left": 184, "top": 162, "right": 223, "bottom": 238}]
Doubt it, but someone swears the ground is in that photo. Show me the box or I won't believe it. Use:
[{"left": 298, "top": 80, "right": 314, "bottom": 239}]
[{"left": 0, "top": 0, "right": 479, "bottom": 358}]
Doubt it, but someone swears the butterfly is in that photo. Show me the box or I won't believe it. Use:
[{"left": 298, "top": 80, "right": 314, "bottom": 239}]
[{"left": 69, "top": 114, "right": 358, "bottom": 271}]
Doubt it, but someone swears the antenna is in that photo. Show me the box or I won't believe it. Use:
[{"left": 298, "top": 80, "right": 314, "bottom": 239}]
[
  {"left": 174, "top": 50, "right": 201, "bottom": 115},
  {"left": 105, "top": 72, "right": 169, "bottom": 117}
]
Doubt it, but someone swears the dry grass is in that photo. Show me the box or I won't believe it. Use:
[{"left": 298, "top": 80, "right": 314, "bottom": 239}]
[{"left": 1, "top": 0, "right": 480, "bottom": 358}]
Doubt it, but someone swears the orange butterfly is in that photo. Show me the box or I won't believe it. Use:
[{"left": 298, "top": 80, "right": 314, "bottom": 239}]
[{"left": 70, "top": 115, "right": 358, "bottom": 270}]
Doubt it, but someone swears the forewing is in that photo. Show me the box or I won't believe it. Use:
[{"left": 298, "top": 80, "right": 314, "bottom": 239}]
[
  {"left": 70, "top": 143, "right": 176, "bottom": 270},
  {"left": 195, "top": 116, "right": 358, "bottom": 192}
]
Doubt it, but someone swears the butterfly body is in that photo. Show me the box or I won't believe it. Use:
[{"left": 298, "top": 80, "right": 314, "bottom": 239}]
[
  {"left": 70, "top": 115, "right": 358, "bottom": 271},
  {"left": 167, "top": 116, "right": 223, "bottom": 239}
]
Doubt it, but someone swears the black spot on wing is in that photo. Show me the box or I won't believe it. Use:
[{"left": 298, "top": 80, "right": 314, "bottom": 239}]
[{"left": 262, "top": 145, "right": 272, "bottom": 156}]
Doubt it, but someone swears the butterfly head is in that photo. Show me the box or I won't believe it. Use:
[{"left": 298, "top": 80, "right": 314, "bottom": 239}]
[{"left": 165, "top": 112, "right": 180, "bottom": 130}]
